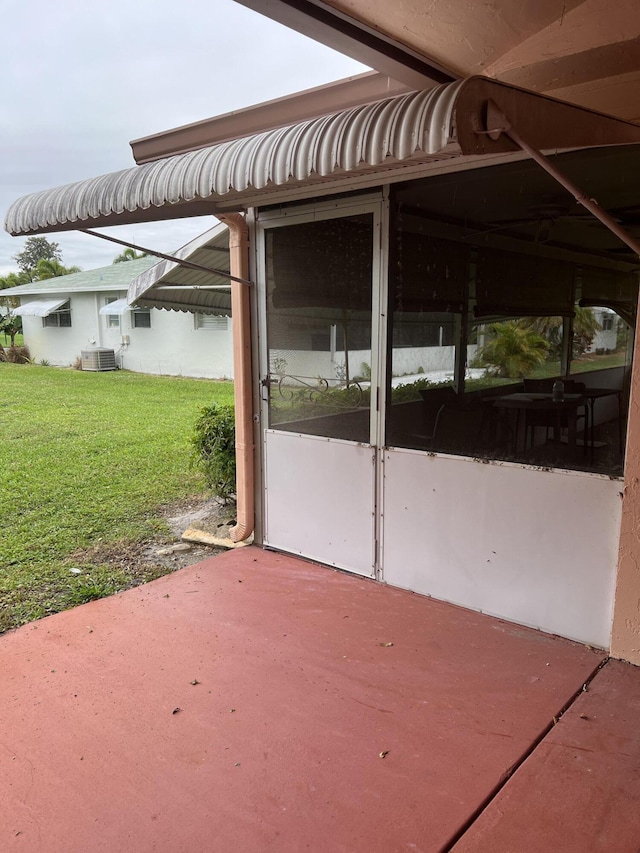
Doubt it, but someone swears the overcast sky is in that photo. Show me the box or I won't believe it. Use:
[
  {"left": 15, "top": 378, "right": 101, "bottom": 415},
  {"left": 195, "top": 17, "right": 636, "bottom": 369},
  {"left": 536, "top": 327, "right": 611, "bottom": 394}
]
[{"left": 1, "top": 0, "right": 366, "bottom": 275}]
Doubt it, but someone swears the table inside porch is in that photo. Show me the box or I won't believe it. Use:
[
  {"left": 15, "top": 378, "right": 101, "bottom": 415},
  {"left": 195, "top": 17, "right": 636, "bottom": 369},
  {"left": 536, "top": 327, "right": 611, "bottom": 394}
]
[{"left": 491, "top": 392, "right": 587, "bottom": 455}]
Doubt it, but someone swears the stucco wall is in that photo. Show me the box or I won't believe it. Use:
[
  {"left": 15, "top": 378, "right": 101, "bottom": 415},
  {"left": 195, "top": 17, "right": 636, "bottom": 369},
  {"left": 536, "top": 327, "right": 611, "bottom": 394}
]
[
  {"left": 272, "top": 344, "right": 478, "bottom": 384},
  {"left": 20, "top": 292, "right": 234, "bottom": 379}
]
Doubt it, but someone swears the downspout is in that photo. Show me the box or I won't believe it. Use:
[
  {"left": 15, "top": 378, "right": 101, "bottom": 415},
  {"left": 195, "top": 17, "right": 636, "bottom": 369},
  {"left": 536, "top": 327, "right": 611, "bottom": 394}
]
[{"left": 217, "top": 213, "right": 254, "bottom": 543}]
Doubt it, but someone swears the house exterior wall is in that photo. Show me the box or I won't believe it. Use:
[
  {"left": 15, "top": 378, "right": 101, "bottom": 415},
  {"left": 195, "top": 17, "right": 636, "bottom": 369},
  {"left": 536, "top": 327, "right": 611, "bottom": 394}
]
[
  {"left": 19, "top": 294, "right": 102, "bottom": 366},
  {"left": 110, "top": 301, "right": 233, "bottom": 379},
  {"left": 272, "top": 345, "right": 479, "bottom": 384},
  {"left": 19, "top": 291, "right": 234, "bottom": 379}
]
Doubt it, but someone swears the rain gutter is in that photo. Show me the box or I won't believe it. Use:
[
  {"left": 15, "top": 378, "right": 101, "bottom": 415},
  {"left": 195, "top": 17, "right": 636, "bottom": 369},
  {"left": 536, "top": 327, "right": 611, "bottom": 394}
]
[{"left": 217, "top": 213, "right": 254, "bottom": 543}]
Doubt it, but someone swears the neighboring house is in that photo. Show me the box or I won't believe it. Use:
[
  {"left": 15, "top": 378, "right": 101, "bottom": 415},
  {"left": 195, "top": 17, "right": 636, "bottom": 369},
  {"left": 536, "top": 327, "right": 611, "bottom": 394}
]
[
  {"left": 6, "top": 3, "right": 640, "bottom": 668},
  {"left": 4, "top": 225, "right": 233, "bottom": 379},
  {"left": 590, "top": 307, "right": 619, "bottom": 353}
]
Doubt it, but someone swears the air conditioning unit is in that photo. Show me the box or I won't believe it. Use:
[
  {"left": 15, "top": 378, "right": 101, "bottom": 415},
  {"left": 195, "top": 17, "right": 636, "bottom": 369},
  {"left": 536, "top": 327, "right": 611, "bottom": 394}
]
[{"left": 81, "top": 348, "right": 117, "bottom": 372}]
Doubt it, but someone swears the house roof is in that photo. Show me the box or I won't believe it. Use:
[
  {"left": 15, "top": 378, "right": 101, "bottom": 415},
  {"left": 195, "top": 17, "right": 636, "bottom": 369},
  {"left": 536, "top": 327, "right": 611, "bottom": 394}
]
[
  {"left": 1, "top": 256, "right": 156, "bottom": 297},
  {"left": 6, "top": 77, "right": 640, "bottom": 237},
  {"left": 127, "top": 222, "right": 231, "bottom": 316}
]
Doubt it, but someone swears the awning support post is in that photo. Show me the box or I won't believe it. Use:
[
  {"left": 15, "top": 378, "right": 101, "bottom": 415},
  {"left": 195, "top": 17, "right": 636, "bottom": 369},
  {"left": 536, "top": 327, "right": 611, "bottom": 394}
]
[
  {"left": 485, "top": 101, "right": 640, "bottom": 258},
  {"left": 80, "top": 228, "right": 253, "bottom": 285}
]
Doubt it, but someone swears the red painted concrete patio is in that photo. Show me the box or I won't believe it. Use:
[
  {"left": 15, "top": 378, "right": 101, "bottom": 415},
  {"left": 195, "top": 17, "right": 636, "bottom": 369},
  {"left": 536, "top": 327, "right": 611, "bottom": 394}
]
[{"left": 2, "top": 547, "right": 639, "bottom": 852}]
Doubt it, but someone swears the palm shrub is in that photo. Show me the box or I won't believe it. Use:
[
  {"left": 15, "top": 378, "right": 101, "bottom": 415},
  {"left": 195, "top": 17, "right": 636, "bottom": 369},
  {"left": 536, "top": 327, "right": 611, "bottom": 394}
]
[
  {"left": 190, "top": 402, "right": 236, "bottom": 502},
  {"left": 521, "top": 308, "right": 600, "bottom": 358},
  {"left": 476, "top": 321, "right": 549, "bottom": 379}
]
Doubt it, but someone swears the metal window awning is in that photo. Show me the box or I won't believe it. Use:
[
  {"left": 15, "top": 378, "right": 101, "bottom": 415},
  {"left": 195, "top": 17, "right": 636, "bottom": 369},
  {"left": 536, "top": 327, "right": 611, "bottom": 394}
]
[
  {"left": 127, "top": 222, "right": 232, "bottom": 316},
  {"left": 5, "top": 76, "right": 640, "bottom": 237},
  {"left": 13, "top": 298, "right": 67, "bottom": 317},
  {"left": 99, "top": 298, "right": 130, "bottom": 316}
]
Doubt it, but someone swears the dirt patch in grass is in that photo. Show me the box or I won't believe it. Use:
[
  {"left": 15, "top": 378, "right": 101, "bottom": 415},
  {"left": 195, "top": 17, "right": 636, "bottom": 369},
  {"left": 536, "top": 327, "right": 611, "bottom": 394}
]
[
  {"left": 0, "top": 496, "right": 240, "bottom": 635},
  {"left": 70, "top": 495, "right": 237, "bottom": 578}
]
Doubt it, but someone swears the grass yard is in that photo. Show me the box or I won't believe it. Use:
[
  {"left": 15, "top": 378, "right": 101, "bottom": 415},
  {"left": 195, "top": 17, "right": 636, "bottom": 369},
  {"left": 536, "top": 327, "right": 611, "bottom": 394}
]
[
  {"left": 1, "top": 332, "right": 24, "bottom": 348},
  {"left": 0, "top": 365, "right": 234, "bottom": 633}
]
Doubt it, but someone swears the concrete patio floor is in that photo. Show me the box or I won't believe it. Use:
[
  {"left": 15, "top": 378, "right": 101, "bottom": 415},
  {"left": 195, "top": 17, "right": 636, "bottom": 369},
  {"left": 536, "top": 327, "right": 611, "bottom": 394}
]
[{"left": 2, "top": 547, "right": 639, "bottom": 852}]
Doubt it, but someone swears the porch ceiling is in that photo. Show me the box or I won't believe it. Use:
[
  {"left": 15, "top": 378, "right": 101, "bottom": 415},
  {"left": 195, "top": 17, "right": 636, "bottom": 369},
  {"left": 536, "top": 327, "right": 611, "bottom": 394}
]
[
  {"left": 5, "top": 77, "right": 640, "bottom": 238},
  {"left": 235, "top": 0, "right": 640, "bottom": 122}
]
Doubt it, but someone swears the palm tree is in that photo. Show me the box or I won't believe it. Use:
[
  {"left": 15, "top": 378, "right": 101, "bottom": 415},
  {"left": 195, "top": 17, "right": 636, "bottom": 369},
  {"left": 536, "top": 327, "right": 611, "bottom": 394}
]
[
  {"left": 34, "top": 258, "right": 81, "bottom": 280},
  {"left": 113, "top": 247, "right": 147, "bottom": 263},
  {"left": 522, "top": 308, "right": 600, "bottom": 358},
  {"left": 476, "top": 322, "right": 550, "bottom": 379}
]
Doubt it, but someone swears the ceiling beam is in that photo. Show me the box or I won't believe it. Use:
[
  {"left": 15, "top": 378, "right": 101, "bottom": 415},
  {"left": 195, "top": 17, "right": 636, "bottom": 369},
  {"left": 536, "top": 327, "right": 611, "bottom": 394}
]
[
  {"left": 232, "top": 0, "right": 457, "bottom": 89},
  {"left": 495, "top": 35, "right": 640, "bottom": 94}
]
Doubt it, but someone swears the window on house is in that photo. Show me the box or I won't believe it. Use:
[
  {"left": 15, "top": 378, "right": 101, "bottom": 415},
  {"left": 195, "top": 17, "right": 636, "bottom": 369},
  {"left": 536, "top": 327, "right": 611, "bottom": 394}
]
[
  {"left": 104, "top": 298, "right": 120, "bottom": 328},
  {"left": 195, "top": 314, "right": 229, "bottom": 331},
  {"left": 43, "top": 300, "right": 72, "bottom": 327},
  {"left": 132, "top": 308, "right": 151, "bottom": 328}
]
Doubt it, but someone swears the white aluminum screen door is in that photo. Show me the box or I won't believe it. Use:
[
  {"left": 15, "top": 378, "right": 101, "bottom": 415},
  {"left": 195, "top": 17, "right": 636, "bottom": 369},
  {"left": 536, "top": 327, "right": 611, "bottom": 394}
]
[{"left": 259, "top": 198, "right": 385, "bottom": 575}]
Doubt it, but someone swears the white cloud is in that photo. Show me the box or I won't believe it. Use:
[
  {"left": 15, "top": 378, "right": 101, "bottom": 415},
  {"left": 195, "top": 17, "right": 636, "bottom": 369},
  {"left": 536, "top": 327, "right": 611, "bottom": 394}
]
[{"left": 1, "top": 0, "right": 366, "bottom": 274}]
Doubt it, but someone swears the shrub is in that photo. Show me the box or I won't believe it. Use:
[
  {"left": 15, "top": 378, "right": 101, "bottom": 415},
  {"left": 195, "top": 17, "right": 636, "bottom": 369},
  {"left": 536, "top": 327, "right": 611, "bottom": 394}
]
[
  {"left": 390, "top": 377, "right": 435, "bottom": 403},
  {"left": 6, "top": 345, "right": 31, "bottom": 364},
  {"left": 190, "top": 402, "right": 236, "bottom": 502},
  {"left": 474, "top": 322, "right": 549, "bottom": 379}
]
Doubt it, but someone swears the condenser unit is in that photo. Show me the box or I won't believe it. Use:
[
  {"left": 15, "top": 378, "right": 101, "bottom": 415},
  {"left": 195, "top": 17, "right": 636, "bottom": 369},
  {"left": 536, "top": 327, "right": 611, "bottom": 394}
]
[{"left": 81, "top": 348, "right": 117, "bottom": 371}]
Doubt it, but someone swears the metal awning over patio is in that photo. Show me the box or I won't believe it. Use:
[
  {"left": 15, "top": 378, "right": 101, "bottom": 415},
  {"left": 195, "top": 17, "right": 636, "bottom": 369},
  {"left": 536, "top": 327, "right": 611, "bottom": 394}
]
[
  {"left": 5, "top": 76, "right": 640, "bottom": 236},
  {"left": 13, "top": 298, "right": 67, "bottom": 317}
]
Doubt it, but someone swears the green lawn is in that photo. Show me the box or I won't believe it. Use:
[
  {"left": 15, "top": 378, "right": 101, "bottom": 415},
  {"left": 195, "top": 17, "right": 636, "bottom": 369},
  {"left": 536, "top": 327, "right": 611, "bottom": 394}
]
[
  {"left": 1, "top": 332, "right": 24, "bottom": 348},
  {"left": 0, "top": 365, "right": 234, "bottom": 632}
]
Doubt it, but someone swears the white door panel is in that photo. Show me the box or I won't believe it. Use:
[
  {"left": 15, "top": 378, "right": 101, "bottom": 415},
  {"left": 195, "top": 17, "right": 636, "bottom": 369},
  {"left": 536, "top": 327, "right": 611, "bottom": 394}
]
[
  {"left": 382, "top": 447, "right": 620, "bottom": 647},
  {"left": 264, "top": 430, "right": 375, "bottom": 576}
]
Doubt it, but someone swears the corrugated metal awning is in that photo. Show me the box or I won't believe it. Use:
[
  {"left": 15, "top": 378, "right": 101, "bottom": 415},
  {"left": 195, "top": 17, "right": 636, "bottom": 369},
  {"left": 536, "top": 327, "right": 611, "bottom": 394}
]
[
  {"left": 6, "top": 76, "right": 640, "bottom": 237},
  {"left": 99, "top": 298, "right": 130, "bottom": 316},
  {"left": 13, "top": 298, "right": 67, "bottom": 317},
  {"left": 127, "top": 222, "right": 232, "bottom": 315}
]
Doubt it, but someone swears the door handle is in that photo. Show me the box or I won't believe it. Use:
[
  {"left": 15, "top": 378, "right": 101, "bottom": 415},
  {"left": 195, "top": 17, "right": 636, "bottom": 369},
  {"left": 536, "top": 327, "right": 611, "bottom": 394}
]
[{"left": 260, "top": 375, "right": 272, "bottom": 402}]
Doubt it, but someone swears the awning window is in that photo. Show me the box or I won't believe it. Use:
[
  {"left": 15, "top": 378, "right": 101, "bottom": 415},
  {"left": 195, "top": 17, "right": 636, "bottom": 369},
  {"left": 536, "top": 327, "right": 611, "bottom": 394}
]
[
  {"left": 13, "top": 298, "right": 67, "bottom": 317},
  {"left": 99, "top": 298, "right": 131, "bottom": 316},
  {"left": 127, "top": 223, "right": 232, "bottom": 315}
]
